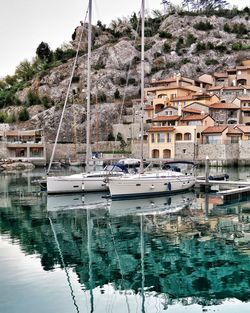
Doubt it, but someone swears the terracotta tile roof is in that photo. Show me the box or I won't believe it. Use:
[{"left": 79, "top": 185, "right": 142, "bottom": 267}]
[
  {"left": 207, "top": 86, "right": 223, "bottom": 91},
  {"left": 181, "top": 114, "right": 209, "bottom": 121},
  {"left": 241, "top": 108, "right": 250, "bottom": 111},
  {"left": 172, "top": 95, "right": 194, "bottom": 101},
  {"left": 235, "top": 125, "right": 250, "bottom": 133},
  {"left": 209, "top": 85, "right": 250, "bottom": 92},
  {"left": 145, "top": 105, "right": 154, "bottom": 110},
  {"left": 237, "top": 97, "right": 250, "bottom": 101},
  {"left": 209, "top": 102, "right": 239, "bottom": 109},
  {"left": 152, "top": 115, "right": 180, "bottom": 122},
  {"left": 202, "top": 126, "right": 228, "bottom": 134},
  {"left": 172, "top": 93, "right": 211, "bottom": 102},
  {"left": 236, "top": 66, "right": 250, "bottom": 70},
  {"left": 148, "top": 127, "right": 175, "bottom": 132},
  {"left": 145, "top": 85, "right": 198, "bottom": 92},
  {"left": 182, "top": 108, "right": 202, "bottom": 114},
  {"left": 185, "top": 101, "right": 211, "bottom": 108},
  {"left": 214, "top": 72, "right": 228, "bottom": 78},
  {"left": 227, "top": 128, "right": 242, "bottom": 135}
]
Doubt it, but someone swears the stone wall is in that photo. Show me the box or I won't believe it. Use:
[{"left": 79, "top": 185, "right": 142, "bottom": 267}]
[
  {"left": 197, "top": 143, "right": 240, "bottom": 166},
  {"left": 46, "top": 141, "right": 126, "bottom": 163},
  {"left": 0, "top": 142, "right": 8, "bottom": 159},
  {"left": 175, "top": 142, "right": 195, "bottom": 160}
]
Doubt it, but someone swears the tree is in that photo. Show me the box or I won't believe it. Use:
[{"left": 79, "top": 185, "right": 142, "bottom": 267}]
[
  {"left": 36, "top": 42, "right": 53, "bottom": 63},
  {"left": 15, "top": 60, "right": 35, "bottom": 82}
]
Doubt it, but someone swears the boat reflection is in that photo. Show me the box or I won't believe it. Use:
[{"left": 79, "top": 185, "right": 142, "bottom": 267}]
[
  {"left": 46, "top": 192, "right": 109, "bottom": 212},
  {"left": 108, "top": 191, "right": 195, "bottom": 217}
]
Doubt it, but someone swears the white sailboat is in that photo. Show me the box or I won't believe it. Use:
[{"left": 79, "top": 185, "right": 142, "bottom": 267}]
[
  {"left": 108, "top": 0, "right": 196, "bottom": 199},
  {"left": 46, "top": 0, "right": 129, "bottom": 194}
]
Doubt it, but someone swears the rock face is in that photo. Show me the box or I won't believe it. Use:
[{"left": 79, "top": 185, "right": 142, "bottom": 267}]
[
  {"left": 0, "top": 161, "right": 35, "bottom": 172},
  {"left": 26, "top": 103, "right": 122, "bottom": 143},
  {"left": 4, "top": 11, "right": 250, "bottom": 142},
  {"left": 15, "top": 13, "right": 250, "bottom": 105}
]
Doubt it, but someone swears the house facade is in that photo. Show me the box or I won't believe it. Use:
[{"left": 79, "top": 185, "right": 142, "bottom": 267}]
[{"left": 0, "top": 129, "right": 46, "bottom": 165}]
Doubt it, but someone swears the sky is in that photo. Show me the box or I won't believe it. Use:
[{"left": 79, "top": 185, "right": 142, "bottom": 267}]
[{"left": 0, "top": 0, "right": 247, "bottom": 78}]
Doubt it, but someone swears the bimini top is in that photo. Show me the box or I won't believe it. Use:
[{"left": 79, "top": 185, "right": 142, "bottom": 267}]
[{"left": 104, "top": 163, "right": 129, "bottom": 173}]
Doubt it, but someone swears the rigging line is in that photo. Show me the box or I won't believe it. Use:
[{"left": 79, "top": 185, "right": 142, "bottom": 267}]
[
  {"left": 139, "top": 0, "right": 145, "bottom": 174},
  {"left": 48, "top": 216, "right": 80, "bottom": 313},
  {"left": 140, "top": 214, "right": 145, "bottom": 313},
  {"left": 47, "top": 5, "right": 89, "bottom": 174},
  {"left": 87, "top": 209, "right": 94, "bottom": 313},
  {"left": 108, "top": 221, "right": 131, "bottom": 313},
  {"left": 117, "top": 14, "right": 141, "bottom": 124},
  {"left": 112, "top": 0, "right": 142, "bottom": 156}
]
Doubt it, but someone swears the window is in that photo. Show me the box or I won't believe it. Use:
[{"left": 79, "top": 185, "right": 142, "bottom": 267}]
[
  {"left": 166, "top": 133, "right": 171, "bottom": 142},
  {"left": 231, "top": 137, "right": 239, "bottom": 143},
  {"left": 206, "top": 135, "right": 221, "bottom": 144},
  {"left": 197, "top": 132, "right": 200, "bottom": 139},
  {"left": 188, "top": 121, "right": 202, "bottom": 126},
  {"left": 151, "top": 134, "right": 155, "bottom": 143},
  {"left": 176, "top": 133, "right": 182, "bottom": 141},
  {"left": 184, "top": 133, "right": 192, "bottom": 140},
  {"left": 157, "top": 133, "right": 165, "bottom": 143}
]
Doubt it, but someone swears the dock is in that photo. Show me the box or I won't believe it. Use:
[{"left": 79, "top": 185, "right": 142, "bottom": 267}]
[{"left": 195, "top": 178, "right": 250, "bottom": 203}]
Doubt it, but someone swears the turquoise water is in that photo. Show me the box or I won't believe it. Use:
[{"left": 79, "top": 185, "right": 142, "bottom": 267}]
[{"left": 1, "top": 169, "right": 250, "bottom": 313}]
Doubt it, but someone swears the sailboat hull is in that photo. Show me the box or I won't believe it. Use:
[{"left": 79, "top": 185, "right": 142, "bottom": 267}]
[
  {"left": 47, "top": 175, "right": 83, "bottom": 194},
  {"left": 46, "top": 171, "right": 124, "bottom": 194},
  {"left": 108, "top": 174, "right": 195, "bottom": 199}
]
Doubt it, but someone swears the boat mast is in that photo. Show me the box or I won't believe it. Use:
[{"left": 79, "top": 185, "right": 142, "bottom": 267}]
[
  {"left": 85, "top": 0, "right": 92, "bottom": 172},
  {"left": 139, "top": 0, "right": 145, "bottom": 173}
]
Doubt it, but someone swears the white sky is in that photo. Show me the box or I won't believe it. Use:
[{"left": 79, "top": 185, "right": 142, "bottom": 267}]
[{"left": 0, "top": 0, "right": 247, "bottom": 77}]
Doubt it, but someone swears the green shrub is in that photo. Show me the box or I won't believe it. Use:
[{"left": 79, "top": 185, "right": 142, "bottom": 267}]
[
  {"left": 207, "top": 41, "right": 215, "bottom": 49},
  {"left": 0, "top": 111, "right": 7, "bottom": 123},
  {"left": 97, "top": 92, "right": 107, "bottom": 103},
  {"left": 196, "top": 42, "right": 206, "bottom": 52},
  {"left": 186, "top": 33, "right": 197, "bottom": 46},
  {"left": 214, "top": 44, "right": 227, "bottom": 52},
  {"left": 205, "top": 59, "right": 219, "bottom": 65},
  {"left": 159, "top": 31, "right": 172, "bottom": 39},
  {"left": 232, "top": 42, "right": 243, "bottom": 50},
  {"left": 107, "top": 132, "right": 115, "bottom": 141},
  {"left": 163, "top": 42, "right": 171, "bottom": 53},
  {"left": 18, "top": 108, "right": 29, "bottom": 121},
  {"left": 25, "top": 90, "right": 41, "bottom": 106},
  {"left": 193, "top": 21, "right": 213, "bottom": 31}
]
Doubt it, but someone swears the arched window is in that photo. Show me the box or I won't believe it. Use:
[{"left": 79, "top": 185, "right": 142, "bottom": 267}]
[
  {"left": 163, "top": 149, "right": 171, "bottom": 158},
  {"left": 175, "top": 133, "right": 183, "bottom": 141},
  {"left": 152, "top": 149, "right": 160, "bottom": 158},
  {"left": 184, "top": 132, "right": 191, "bottom": 140}
]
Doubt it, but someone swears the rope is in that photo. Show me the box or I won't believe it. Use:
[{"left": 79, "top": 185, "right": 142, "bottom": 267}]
[
  {"left": 48, "top": 216, "right": 80, "bottom": 313},
  {"left": 47, "top": 5, "right": 89, "bottom": 174}
]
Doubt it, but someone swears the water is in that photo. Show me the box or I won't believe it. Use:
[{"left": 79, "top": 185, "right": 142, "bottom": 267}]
[{"left": 1, "top": 168, "right": 250, "bottom": 313}]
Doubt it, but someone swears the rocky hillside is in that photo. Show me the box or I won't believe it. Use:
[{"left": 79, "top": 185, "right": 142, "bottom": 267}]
[{"left": 1, "top": 8, "right": 250, "bottom": 142}]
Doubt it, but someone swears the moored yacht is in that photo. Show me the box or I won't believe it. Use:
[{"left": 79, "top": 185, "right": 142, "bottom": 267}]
[
  {"left": 46, "top": 163, "right": 128, "bottom": 194},
  {"left": 108, "top": 164, "right": 195, "bottom": 199}
]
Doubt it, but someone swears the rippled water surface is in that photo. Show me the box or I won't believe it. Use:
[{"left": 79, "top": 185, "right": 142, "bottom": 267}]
[{"left": 1, "top": 168, "right": 250, "bottom": 313}]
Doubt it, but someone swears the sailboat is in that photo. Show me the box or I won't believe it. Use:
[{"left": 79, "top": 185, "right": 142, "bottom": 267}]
[
  {"left": 46, "top": 0, "right": 129, "bottom": 194},
  {"left": 107, "top": 0, "right": 196, "bottom": 199}
]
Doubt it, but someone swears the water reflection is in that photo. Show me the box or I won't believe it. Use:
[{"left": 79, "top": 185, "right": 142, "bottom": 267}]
[{"left": 0, "top": 171, "right": 250, "bottom": 313}]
